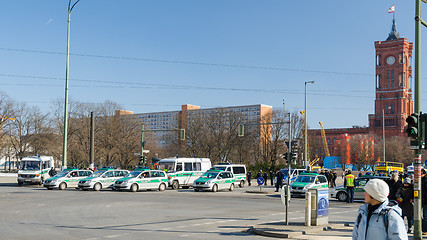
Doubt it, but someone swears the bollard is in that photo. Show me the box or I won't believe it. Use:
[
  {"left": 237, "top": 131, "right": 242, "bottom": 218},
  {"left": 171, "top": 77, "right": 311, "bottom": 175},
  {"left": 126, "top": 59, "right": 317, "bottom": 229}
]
[{"left": 305, "top": 191, "right": 311, "bottom": 226}]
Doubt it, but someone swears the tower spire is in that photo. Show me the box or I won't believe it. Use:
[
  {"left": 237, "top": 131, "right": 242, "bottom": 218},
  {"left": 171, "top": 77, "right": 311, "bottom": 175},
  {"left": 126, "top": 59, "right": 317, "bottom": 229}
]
[{"left": 386, "top": 14, "right": 400, "bottom": 40}]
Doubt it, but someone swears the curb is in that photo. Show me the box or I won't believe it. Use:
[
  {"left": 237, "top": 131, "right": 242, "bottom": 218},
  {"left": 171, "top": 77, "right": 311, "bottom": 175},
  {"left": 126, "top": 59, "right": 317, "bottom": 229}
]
[{"left": 249, "top": 223, "right": 346, "bottom": 239}]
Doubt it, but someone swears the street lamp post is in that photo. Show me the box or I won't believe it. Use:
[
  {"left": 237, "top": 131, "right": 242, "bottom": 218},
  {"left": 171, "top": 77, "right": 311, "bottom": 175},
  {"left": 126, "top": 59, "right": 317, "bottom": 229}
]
[
  {"left": 304, "top": 81, "right": 315, "bottom": 169},
  {"left": 62, "top": 0, "right": 81, "bottom": 170},
  {"left": 382, "top": 106, "right": 391, "bottom": 162}
]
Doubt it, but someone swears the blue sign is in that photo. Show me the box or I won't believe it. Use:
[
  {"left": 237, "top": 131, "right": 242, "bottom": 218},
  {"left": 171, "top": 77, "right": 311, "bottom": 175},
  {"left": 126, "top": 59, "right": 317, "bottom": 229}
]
[
  {"left": 317, "top": 189, "right": 329, "bottom": 217},
  {"left": 257, "top": 177, "right": 265, "bottom": 185}
]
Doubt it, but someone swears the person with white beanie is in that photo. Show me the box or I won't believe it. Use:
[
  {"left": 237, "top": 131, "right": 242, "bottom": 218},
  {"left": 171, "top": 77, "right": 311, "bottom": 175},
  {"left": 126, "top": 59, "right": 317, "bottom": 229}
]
[{"left": 352, "top": 178, "right": 408, "bottom": 240}]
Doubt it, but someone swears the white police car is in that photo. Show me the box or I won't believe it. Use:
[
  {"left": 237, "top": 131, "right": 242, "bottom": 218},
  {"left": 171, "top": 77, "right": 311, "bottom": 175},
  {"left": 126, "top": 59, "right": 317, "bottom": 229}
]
[
  {"left": 192, "top": 170, "right": 235, "bottom": 192},
  {"left": 78, "top": 168, "right": 129, "bottom": 191},
  {"left": 43, "top": 168, "right": 93, "bottom": 190},
  {"left": 113, "top": 169, "right": 168, "bottom": 192}
]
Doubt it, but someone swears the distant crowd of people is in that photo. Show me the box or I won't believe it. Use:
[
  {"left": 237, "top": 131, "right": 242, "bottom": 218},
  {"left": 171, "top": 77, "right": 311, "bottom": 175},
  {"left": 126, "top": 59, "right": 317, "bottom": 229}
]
[{"left": 246, "top": 169, "right": 285, "bottom": 192}]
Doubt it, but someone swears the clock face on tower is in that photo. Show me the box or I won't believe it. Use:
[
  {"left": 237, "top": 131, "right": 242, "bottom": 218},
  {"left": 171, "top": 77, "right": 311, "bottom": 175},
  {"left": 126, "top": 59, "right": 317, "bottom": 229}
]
[{"left": 386, "top": 56, "right": 395, "bottom": 65}]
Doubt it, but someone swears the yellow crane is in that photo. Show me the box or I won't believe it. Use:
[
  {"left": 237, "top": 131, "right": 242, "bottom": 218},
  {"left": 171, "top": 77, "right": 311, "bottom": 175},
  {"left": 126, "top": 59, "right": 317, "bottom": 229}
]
[{"left": 319, "top": 121, "right": 330, "bottom": 157}]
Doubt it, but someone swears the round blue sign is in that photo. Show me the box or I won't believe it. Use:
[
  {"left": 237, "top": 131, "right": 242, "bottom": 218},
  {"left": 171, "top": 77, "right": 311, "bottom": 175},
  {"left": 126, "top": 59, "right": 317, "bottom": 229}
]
[{"left": 257, "top": 177, "right": 265, "bottom": 185}]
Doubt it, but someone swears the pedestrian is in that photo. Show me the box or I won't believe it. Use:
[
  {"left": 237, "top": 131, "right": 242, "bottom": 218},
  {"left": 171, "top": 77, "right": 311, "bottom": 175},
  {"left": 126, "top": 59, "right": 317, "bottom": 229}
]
[
  {"left": 269, "top": 170, "right": 274, "bottom": 186},
  {"left": 387, "top": 172, "right": 402, "bottom": 201},
  {"left": 358, "top": 172, "right": 363, "bottom": 177},
  {"left": 332, "top": 171, "right": 337, "bottom": 187},
  {"left": 397, "top": 178, "right": 414, "bottom": 233},
  {"left": 247, "top": 170, "right": 252, "bottom": 186},
  {"left": 344, "top": 170, "right": 355, "bottom": 203},
  {"left": 326, "top": 170, "right": 332, "bottom": 188},
  {"left": 48, "top": 167, "right": 56, "bottom": 177},
  {"left": 275, "top": 169, "right": 284, "bottom": 192},
  {"left": 342, "top": 172, "right": 345, "bottom": 179},
  {"left": 256, "top": 170, "right": 263, "bottom": 185},
  {"left": 421, "top": 169, "right": 427, "bottom": 234},
  {"left": 352, "top": 179, "right": 408, "bottom": 240},
  {"left": 263, "top": 171, "right": 268, "bottom": 186}
]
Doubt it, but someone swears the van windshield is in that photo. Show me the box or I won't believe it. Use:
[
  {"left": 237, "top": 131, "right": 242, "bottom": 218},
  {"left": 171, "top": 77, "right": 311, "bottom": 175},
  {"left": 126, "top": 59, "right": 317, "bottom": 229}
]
[
  {"left": 90, "top": 170, "right": 106, "bottom": 178},
  {"left": 158, "top": 162, "right": 175, "bottom": 173},
  {"left": 201, "top": 172, "right": 219, "bottom": 179},
  {"left": 126, "top": 171, "right": 142, "bottom": 178},
  {"left": 19, "top": 161, "right": 41, "bottom": 171}
]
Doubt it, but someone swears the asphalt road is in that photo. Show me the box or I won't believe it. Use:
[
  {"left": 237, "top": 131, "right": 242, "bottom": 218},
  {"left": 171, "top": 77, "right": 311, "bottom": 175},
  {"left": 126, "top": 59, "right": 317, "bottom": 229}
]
[{"left": 0, "top": 178, "right": 361, "bottom": 240}]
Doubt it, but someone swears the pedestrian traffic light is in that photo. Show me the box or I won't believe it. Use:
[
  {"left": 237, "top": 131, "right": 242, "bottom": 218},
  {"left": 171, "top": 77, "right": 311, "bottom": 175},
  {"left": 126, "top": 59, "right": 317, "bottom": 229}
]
[
  {"left": 406, "top": 113, "right": 419, "bottom": 139},
  {"left": 180, "top": 129, "right": 185, "bottom": 140}
]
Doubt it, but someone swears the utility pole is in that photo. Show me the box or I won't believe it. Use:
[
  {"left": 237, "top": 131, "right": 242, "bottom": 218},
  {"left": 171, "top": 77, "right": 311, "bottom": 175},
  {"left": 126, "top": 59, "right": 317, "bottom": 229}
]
[{"left": 89, "top": 112, "right": 95, "bottom": 170}]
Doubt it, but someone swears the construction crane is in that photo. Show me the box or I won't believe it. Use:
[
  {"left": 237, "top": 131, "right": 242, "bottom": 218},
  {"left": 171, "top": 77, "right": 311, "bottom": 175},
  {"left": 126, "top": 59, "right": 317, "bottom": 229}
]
[{"left": 319, "top": 121, "right": 330, "bottom": 157}]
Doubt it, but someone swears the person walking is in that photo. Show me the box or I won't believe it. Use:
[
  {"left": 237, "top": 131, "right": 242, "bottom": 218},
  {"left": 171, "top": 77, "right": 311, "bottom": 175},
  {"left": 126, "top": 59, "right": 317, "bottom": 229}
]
[
  {"left": 269, "top": 170, "right": 275, "bottom": 186},
  {"left": 275, "top": 169, "right": 284, "bottom": 192},
  {"left": 48, "top": 167, "right": 56, "bottom": 177},
  {"left": 344, "top": 170, "right": 355, "bottom": 203},
  {"left": 332, "top": 171, "right": 337, "bottom": 187},
  {"left": 263, "top": 171, "right": 268, "bottom": 186},
  {"left": 387, "top": 172, "right": 402, "bottom": 201},
  {"left": 247, "top": 170, "right": 252, "bottom": 186},
  {"left": 421, "top": 169, "right": 427, "bottom": 234},
  {"left": 352, "top": 179, "right": 407, "bottom": 240},
  {"left": 397, "top": 178, "right": 414, "bottom": 233}
]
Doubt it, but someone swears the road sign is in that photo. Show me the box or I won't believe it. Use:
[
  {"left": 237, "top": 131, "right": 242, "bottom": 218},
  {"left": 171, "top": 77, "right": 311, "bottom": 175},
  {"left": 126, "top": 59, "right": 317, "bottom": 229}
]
[
  {"left": 134, "top": 153, "right": 141, "bottom": 156},
  {"left": 257, "top": 177, "right": 265, "bottom": 186},
  {"left": 143, "top": 150, "right": 150, "bottom": 153}
]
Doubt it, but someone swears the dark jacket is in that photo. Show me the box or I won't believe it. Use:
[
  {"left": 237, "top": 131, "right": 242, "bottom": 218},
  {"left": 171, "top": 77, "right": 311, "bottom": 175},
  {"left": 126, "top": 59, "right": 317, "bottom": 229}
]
[
  {"left": 397, "top": 184, "right": 414, "bottom": 217},
  {"left": 387, "top": 179, "right": 402, "bottom": 201}
]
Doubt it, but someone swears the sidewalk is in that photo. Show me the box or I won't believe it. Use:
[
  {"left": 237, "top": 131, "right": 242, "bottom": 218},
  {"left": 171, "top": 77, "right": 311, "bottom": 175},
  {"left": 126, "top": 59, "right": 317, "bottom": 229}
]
[{"left": 249, "top": 221, "right": 425, "bottom": 239}]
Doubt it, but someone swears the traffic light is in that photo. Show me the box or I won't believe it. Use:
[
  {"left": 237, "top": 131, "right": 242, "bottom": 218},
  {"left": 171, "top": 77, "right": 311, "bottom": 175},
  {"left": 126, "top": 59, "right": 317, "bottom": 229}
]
[
  {"left": 238, "top": 124, "right": 244, "bottom": 137},
  {"left": 406, "top": 113, "right": 419, "bottom": 139},
  {"left": 180, "top": 129, "right": 185, "bottom": 140},
  {"left": 291, "top": 152, "right": 297, "bottom": 161}
]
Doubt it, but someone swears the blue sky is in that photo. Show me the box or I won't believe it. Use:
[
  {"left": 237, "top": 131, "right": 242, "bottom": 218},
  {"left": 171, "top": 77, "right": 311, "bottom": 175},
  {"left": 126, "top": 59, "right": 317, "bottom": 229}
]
[{"left": 0, "top": 1, "right": 425, "bottom": 129}]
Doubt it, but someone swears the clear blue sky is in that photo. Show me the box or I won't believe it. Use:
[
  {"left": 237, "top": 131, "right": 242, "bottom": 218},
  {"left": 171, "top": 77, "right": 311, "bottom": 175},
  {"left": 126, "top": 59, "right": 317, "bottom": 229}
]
[{"left": 0, "top": 1, "right": 425, "bottom": 129}]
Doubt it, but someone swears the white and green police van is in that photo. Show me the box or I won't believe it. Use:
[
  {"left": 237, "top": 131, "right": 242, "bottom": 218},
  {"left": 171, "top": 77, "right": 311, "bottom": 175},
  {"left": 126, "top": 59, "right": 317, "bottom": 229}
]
[
  {"left": 18, "top": 155, "right": 54, "bottom": 185},
  {"left": 78, "top": 168, "right": 129, "bottom": 191},
  {"left": 113, "top": 168, "right": 168, "bottom": 192},
  {"left": 43, "top": 168, "right": 93, "bottom": 190},
  {"left": 193, "top": 170, "right": 236, "bottom": 192},
  {"left": 158, "top": 157, "right": 211, "bottom": 189},
  {"left": 290, "top": 173, "right": 329, "bottom": 197},
  {"left": 210, "top": 163, "right": 247, "bottom": 188}
]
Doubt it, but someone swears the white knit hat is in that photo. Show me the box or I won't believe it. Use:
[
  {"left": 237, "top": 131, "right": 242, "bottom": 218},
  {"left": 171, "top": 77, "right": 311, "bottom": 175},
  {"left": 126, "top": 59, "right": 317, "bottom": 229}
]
[{"left": 364, "top": 179, "right": 389, "bottom": 202}]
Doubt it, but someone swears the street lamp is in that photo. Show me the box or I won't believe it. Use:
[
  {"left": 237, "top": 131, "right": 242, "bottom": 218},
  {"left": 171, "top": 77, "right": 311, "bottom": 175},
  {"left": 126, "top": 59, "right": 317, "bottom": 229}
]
[
  {"left": 382, "top": 106, "right": 391, "bottom": 162},
  {"left": 304, "top": 81, "right": 315, "bottom": 169},
  {"left": 62, "top": 0, "right": 81, "bottom": 170}
]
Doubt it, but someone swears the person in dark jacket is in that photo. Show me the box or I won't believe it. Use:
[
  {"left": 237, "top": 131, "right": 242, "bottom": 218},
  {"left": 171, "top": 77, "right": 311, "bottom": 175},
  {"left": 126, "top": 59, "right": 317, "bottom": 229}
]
[
  {"left": 247, "top": 170, "right": 252, "bottom": 186},
  {"left": 263, "top": 172, "right": 268, "bottom": 186},
  {"left": 269, "top": 170, "right": 275, "bottom": 186},
  {"left": 275, "top": 170, "right": 284, "bottom": 192},
  {"left": 387, "top": 172, "right": 402, "bottom": 201},
  {"left": 397, "top": 178, "right": 414, "bottom": 233},
  {"left": 421, "top": 169, "right": 427, "bottom": 234},
  {"left": 48, "top": 167, "right": 56, "bottom": 177}
]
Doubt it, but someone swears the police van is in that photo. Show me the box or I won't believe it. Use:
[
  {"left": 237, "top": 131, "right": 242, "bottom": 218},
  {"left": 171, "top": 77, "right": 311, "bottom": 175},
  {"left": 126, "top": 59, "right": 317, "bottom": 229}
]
[
  {"left": 18, "top": 155, "right": 54, "bottom": 185},
  {"left": 210, "top": 163, "right": 247, "bottom": 187},
  {"left": 78, "top": 168, "right": 129, "bottom": 191},
  {"left": 43, "top": 168, "right": 93, "bottom": 190},
  {"left": 158, "top": 157, "right": 211, "bottom": 189}
]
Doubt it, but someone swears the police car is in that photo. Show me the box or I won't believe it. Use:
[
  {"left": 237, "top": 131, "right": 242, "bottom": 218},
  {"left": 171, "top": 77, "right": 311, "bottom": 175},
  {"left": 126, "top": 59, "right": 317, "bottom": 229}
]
[
  {"left": 331, "top": 175, "right": 389, "bottom": 202},
  {"left": 113, "top": 169, "right": 168, "bottom": 192},
  {"left": 290, "top": 173, "right": 329, "bottom": 197},
  {"left": 43, "top": 168, "right": 93, "bottom": 190},
  {"left": 192, "top": 170, "right": 235, "bottom": 192},
  {"left": 78, "top": 168, "right": 129, "bottom": 191}
]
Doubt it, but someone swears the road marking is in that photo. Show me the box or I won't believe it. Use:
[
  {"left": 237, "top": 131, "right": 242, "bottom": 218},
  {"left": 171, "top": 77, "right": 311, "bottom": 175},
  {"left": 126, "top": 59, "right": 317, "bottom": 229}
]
[{"left": 105, "top": 235, "right": 121, "bottom": 238}]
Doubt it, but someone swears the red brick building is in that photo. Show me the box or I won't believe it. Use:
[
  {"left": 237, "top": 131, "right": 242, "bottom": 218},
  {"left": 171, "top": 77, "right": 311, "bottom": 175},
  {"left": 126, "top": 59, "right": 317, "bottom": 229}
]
[{"left": 310, "top": 18, "right": 413, "bottom": 158}]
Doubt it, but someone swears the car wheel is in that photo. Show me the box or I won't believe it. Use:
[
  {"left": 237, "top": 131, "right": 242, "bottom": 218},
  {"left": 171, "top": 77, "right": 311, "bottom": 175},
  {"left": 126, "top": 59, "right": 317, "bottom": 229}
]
[
  {"left": 337, "top": 191, "right": 348, "bottom": 202},
  {"left": 229, "top": 183, "right": 234, "bottom": 191},
  {"left": 59, "top": 182, "right": 67, "bottom": 190},
  {"left": 171, "top": 181, "right": 179, "bottom": 190},
  {"left": 94, "top": 183, "right": 102, "bottom": 191},
  {"left": 130, "top": 183, "right": 138, "bottom": 192},
  {"left": 212, "top": 184, "right": 218, "bottom": 192},
  {"left": 239, "top": 180, "right": 245, "bottom": 188},
  {"left": 159, "top": 183, "right": 166, "bottom": 191}
]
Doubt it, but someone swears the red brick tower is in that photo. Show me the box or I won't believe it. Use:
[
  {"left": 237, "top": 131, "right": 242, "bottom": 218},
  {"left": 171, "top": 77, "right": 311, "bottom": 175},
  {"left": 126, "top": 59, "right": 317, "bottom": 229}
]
[{"left": 368, "top": 18, "right": 413, "bottom": 136}]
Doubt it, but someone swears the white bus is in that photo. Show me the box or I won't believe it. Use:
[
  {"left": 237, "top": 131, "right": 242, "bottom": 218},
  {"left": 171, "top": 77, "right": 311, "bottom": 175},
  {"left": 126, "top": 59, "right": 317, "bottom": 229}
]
[
  {"left": 17, "top": 156, "right": 54, "bottom": 185},
  {"left": 158, "top": 157, "right": 211, "bottom": 189}
]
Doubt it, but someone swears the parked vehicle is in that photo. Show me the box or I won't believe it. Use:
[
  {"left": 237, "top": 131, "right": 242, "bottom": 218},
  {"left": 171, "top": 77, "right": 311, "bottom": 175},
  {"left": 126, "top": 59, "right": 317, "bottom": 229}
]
[
  {"left": 113, "top": 169, "right": 168, "bottom": 192},
  {"left": 43, "top": 168, "right": 93, "bottom": 190},
  {"left": 290, "top": 173, "right": 328, "bottom": 197},
  {"left": 78, "top": 168, "right": 129, "bottom": 191},
  {"left": 18, "top": 156, "right": 54, "bottom": 185},
  {"left": 158, "top": 157, "right": 211, "bottom": 189},
  {"left": 275, "top": 168, "right": 308, "bottom": 185},
  {"left": 331, "top": 175, "right": 389, "bottom": 202},
  {"left": 210, "top": 163, "right": 246, "bottom": 187},
  {"left": 193, "top": 170, "right": 235, "bottom": 192}
]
